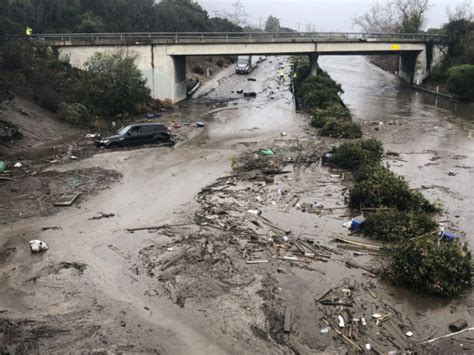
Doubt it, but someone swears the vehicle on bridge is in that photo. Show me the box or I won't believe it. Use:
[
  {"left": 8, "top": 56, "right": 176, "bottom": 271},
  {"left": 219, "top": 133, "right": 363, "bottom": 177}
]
[
  {"left": 235, "top": 55, "right": 257, "bottom": 74},
  {"left": 96, "top": 123, "right": 174, "bottom": 148}
]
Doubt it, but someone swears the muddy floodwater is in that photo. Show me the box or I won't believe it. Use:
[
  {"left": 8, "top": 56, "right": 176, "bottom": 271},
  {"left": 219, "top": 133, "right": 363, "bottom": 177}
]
[
  {"left": 0, "top": 56, "right": 473, "bottom": 353},
  {"left": 320, "top": 56, "right": 474, "bottom": 242}
]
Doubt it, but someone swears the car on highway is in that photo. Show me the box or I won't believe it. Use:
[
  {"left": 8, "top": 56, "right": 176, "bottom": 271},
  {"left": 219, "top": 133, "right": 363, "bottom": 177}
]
[{"left": 95, "top": 123, "right": 174, "bottom": 148}]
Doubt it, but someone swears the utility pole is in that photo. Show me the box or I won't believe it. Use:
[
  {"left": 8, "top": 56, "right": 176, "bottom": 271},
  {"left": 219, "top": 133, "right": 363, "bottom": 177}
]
[{"left": 297, "top": 22, "right": 301, "bottom": 32}]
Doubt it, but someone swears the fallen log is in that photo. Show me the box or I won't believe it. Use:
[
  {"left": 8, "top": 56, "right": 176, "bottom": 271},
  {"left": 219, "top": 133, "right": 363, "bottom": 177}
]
[
  {"left": 418, "top": 327, "right": 474, "bottom": 345},
  {"left": 126, "top": 223, "right": 194, "bottom": 232}
]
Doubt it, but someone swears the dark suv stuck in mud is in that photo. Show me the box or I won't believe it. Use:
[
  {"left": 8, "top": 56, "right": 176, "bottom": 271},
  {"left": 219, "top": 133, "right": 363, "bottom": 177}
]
[{"left": 96, "top": 123, "right": 174, "bottom": 148}]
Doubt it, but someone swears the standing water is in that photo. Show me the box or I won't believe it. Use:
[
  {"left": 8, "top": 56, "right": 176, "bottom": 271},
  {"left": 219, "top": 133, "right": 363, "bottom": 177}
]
[{"left": 320, "top": 56, "right": 474, "bottom": 244}]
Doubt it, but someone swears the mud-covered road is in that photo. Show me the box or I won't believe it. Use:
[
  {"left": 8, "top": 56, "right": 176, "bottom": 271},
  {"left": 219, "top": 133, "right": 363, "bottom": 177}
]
[{"left": 1, "top": 56, "right": 473, "bottom": 354}]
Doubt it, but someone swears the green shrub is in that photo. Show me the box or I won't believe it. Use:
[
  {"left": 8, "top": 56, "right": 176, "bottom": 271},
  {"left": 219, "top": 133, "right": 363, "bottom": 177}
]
[
  {"left": 447, "top": 64, "right": 474, "bottom": 101},
  {"left": 58, "top": 102, "right": 91, "bottom": 125},
  {"left": 331, "top": 139, "right": 383, "bottom": 170},
  {"left": 349, "top": 165, "right": 436, "bottom": 212},
  {"left": 362, "top": 209, "right": 438, "bottom": 242},
  {"left": 311, "top": 103, "right": 351, "bottom": 128},
  {"left": 388, "top": 237, "right": 472, "bottom": 297},
  {"left": 77, "top": 52, "right": 150, "bottom": 117},
  {"left": 320, "top": 119, "right": 362, "bottom": 139},
  {"left": 216, "top": 58, "right": 225, "bottom": 67},
  {"left": 300, "top": 73, "right": 343, "bottom": 110}
]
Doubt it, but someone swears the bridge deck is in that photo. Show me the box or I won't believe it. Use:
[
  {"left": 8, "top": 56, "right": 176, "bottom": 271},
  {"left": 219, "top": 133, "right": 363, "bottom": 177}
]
[{"left": 35, "top": 32, "right": 446, "bottom": 46}]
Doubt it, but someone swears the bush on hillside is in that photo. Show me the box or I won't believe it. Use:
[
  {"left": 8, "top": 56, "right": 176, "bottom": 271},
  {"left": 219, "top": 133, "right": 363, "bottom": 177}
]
[
  {"left": 362, "top": 209, "right": 438, "bottom": 242},
  {"left": 330, "top": 138, "right": 383, "bottom": 170},
  {"left": 58, "top": 102, "right": 91, "bottom": 125},
  {"left": 349, "top": 165, "right": 437, "bottom": 212},
  {"left": 320, "top": 119, "right": 363, "bottom": 139},
  {"left": 77, "top": 52, "right": 150, "bottom": 117},
  {"left": 193, "top": 65, "right": 205, "bottom": 75},
  {"left": 388, "top": 237, "right": 472, "bottom": 297},
  {"left": 447, "top": 64, "right": 474, "bottom": 101}
]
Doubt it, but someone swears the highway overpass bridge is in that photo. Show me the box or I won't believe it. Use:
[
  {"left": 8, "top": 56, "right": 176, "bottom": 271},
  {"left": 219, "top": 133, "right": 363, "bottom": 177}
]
[{"left": 35, "top": 32, "right": 447, "bottom": 103}]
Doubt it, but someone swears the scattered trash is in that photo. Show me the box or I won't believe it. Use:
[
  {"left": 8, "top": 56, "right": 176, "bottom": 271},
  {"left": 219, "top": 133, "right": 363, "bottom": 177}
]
[
  {"left": 53, "top": 192, "right": 81, "bottom": 207},
  {"left": 70, "top": 155, "right": 78, "bottom": 160},
  {"left": 280, "top": 132, "right": 287, "bottom": 136},
  {"left": 144, "top": 113, "right": 162, "bottom": 118},
  {"left": 406, "top": 331, "right": 413, "bottom": 337},
  {"left": 173, "top": 123, "right": 181, "bottom": 129},
  {"left": 320, "top": 327, "right": 330, "bottom": 334},
  {"left": 448, "top": 170, "right": 457, "bottom": 176},
  {"left": 365, "top": 344, "right": 371, "bottom": 350},
  {"left": 247, "top": 209, "right": 262, "bottom": 216},
  {"left": 350, "top": 217, "right": 365, "bottom": 231},
  {"left": 247, "top": 78, "right": 256, "bottom": 81},
  {"left": 0, "top": 161, "right": 6, "bottom": 173},
  {"left": 88, "top": 212, "right": 115, "bottom": 220},
  {"left": 449, "top": 319, "right": 468, "bottom": 332},
  {"left": 86, "top": 133, "right": 99, "bottom": 138},
  {"left": 321, "top": 152, "right": 333, "bottom": 165},
  {"left": 14, "top": 162, "right": 22, "bottom": 168},
  {"left": 243, "top": 92, "right": 257, "bottom": 98},
  {"left": 337, "top": 315, "right": 345, "bottom": 328},
  {"left": 236, "top": 89, "right": 243, "bottom": 94},
  {"left": 256, "top": 149, "right": 274, "bottom": 156},
  {"left": 439, "top": 230, "right": 457, "bottom": 242},
  {"left": 196, "top": 121, "right": 206, "bottom": 127},
  {"left": 29, "top": 240, "right": 48, "bottom": 253}
]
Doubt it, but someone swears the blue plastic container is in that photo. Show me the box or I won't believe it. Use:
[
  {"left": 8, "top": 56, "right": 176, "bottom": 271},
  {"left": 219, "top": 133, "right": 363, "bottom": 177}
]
[
  {"left": 350, "top": 217, "right": 366, "bottom": 231},
  {"left": 439, "top": 231, "right": 457, "bottom": 242}
]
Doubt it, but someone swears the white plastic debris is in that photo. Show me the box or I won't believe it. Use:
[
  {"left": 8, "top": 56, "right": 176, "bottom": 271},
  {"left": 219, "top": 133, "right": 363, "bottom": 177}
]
[
  {"left": 406, "top": 331, "right": 413, "bottom": 337},
  {"left": 86, "top": 133, "right": 99, "bottom": 138},
  {"left": 280, "top": 132, "right": 287, "bottom": 136},
  {"left": 70, "top": 155, "right": 78, "bottom": 160},
  {"left": 320, "top": 327, "right": 329, "bottom": 334},
  {"left": 365, "top": 344, "right": 371, "bottom": 350},
  {"left": 247, "top": 209, "right": 262, "bottom": 216},
  {"left": 372, "top": 313, "right": 382, "bottom": 319},
  {"left": 14, "top": 162, "right": 22, "bottom": 168},
  {"left": 343, "top": 220, "right": 352, "bottom": 228},
  {"left": 338, "top": 315, "right": 345, "bottom": 328},
  {"left": 361, "top": 317, "right": 367, "bottom": 326},
  {"left": 29, "top": 240, "right": 48, "bottom": 253}
]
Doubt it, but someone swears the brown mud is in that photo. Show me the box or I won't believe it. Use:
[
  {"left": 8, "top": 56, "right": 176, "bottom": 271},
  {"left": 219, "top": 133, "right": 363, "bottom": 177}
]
[{"left": 0, "top": 56, "right": 472, "bottom": 353}]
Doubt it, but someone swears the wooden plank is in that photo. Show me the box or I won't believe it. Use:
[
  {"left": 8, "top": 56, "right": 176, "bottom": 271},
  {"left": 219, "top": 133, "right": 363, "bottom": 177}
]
[
  {"left": 53, "top": 192, "right": 81, "bottom": 206},
  {"left": 284, "top": 307, "right": 291, "bottom": 333},
  {"left": 334, "top": 237, "right": 381, "bottom": 250}
]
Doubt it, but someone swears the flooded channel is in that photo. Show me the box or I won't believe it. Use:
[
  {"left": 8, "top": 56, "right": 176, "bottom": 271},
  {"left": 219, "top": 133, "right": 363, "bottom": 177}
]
[{"left": 320, "top": 56, "right": 474, "bottom": 243}]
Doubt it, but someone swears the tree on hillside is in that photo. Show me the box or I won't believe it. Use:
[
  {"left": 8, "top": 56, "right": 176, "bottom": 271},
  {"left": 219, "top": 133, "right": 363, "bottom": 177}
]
[
  {"left": 265, "top": 15, "right": 281, "bottom": 32},
  {"left": 444, "top": 0, "right": 474, "bottom": 61},
  {"left": 77, "top": 51, "right": 150, "bottom": 116},
  {"left": 354, "top": 0, "right": 431, "bottom": 33}
]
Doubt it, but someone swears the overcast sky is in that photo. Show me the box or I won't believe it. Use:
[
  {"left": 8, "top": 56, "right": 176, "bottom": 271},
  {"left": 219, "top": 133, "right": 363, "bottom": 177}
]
[{"left": 198, "top": 0, "right": 469, "bottom": 32}]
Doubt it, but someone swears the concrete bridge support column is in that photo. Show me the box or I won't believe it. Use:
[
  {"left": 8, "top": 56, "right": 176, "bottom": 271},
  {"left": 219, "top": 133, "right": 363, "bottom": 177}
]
[
  {"left": 309, "top": 53, "right": 319, "bottom": 76},
  {"left": 149, "top": 46, "right": 187, "bottom": 103},
  {"left": 399, "top": 50, "right": 427, "bottom": 85},
  {"left": 58, "top": 45, "right": 187, "bottom": 104}
]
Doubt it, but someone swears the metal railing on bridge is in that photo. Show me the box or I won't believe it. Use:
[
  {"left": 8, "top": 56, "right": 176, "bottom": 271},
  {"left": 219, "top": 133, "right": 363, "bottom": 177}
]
[{"left": 33, "top": 32, "right": 447, "bottom": 44}]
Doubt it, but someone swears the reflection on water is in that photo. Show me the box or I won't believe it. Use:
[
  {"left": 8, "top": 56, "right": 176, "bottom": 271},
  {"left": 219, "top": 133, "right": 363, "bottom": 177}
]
[{"left": 320, "top": 56, "right": 474, "bottom": 244}]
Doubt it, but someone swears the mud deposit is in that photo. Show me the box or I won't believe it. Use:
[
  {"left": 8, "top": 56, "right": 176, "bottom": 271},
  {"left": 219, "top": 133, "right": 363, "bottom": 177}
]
[
  {"left": 0, "top": 56, "right": 473, "bottom": 354},
  {"left": 0, "top": 168, "right": 121, "bottom": 223}
]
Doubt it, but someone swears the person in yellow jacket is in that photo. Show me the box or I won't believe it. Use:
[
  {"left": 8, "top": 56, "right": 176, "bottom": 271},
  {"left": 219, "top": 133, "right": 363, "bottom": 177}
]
[{"left": 26, "top": 27, "right": 33, "bottom": 36}]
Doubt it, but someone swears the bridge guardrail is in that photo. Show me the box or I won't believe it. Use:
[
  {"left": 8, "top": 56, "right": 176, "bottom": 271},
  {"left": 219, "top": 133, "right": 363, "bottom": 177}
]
[{"left": 33, "top": 32, "right": 447, "bottom": 44}]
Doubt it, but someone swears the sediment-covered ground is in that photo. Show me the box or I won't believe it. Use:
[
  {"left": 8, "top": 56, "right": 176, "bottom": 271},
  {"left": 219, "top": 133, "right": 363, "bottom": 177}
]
[{"left": 0, "top": 57, "right": 473, "bottom": 353}]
